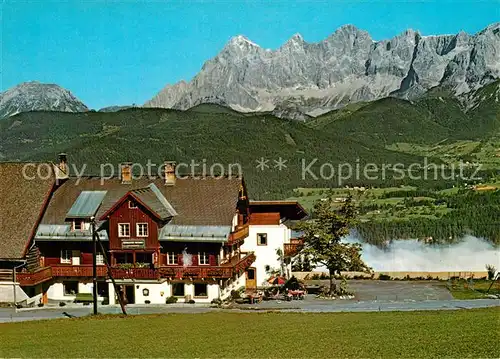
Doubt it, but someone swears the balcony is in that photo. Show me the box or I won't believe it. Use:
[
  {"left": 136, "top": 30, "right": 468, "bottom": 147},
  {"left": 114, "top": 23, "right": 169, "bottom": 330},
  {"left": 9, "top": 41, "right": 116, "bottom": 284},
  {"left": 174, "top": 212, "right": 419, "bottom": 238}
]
[
  {"left": 17, "top": 267, "right": 53, "bottom": 286},
  {"left": 157, "top": 252, "right": 256, "bottom": 279},
  {"left": 51, "top": 265, "right": 108, "bottom": 277},
  {"left": 227, "top": 224, "right": 249, "bottom": 245},
  {"left": 284, "top": 239, "right": 304, "bottom": 257},
  {"left": 16, "top": 252, "right": 257, "bottom": 284},
  {"left": 110, "top": 268, "right": 158, "bottom": 280}
]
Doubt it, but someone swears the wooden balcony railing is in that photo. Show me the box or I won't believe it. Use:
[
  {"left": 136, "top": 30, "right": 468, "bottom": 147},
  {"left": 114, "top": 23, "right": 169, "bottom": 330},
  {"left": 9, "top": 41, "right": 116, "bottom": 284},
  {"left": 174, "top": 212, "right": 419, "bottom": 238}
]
[
  {"left": 158, "top": 266, "right": 234, "bottom": 279},
  {"left": 16, "top": 252, "right": 257, "bottom": 284},
  {"left": 51, "top": 265, "right": 108, "bottom": 277},
  {"left": 284, "top": 239, "right": 304, "bottom": 257},
  {"left": 157, "top": 252, "right": 256, "bottom": 279},
  {"left": 110, "top": 268, "right": 158, "bottom": 280},
  {"left": 233, "top": 252, "right": 256, "bottom": 272},
  {"left": 227, "top": 224, "right": 249, "bottom": 244},
  {"left": 17, "top": 267, "right": 53, "bottom": 286}
]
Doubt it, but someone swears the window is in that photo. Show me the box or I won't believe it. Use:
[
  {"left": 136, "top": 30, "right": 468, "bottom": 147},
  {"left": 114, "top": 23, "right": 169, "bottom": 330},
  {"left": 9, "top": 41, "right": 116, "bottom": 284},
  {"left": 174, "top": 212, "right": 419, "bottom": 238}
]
[
  {"left": 96, "top": 253, "right": 104, "bottom": 265},
  {"left": 167, "top": 252, "right": 178, "bottom": 265},
  {"left": 194, "top": 283, "right": 207, "bottom": 297},
  {"left": 136, "top": 252, "right": 151, "bottom": 266},
  {"left": 60, "top": 249, "right": 71, "bottom": 264},
  {"left": 136, "top": 223, "right": 148, "bottom": 237},
  {"left": 63, "top": 281, "right": 78, "bottom": 295},
  {"left": 257, "top": 233, "right": 268, "bottom": 246},
  {"left": 118, "top": 223, "right": 130, "bottom": 237},
  {"left": 116, "top": 253, "right": 132, "bottom": 264},
  {"left": 172, "top": 283, "right": 185, "bottom": 297},
  {"left": 198, "top": 252, "right": 209, "bottom": 265},
  {"left": 128, "top": 200, "right": 137, "bottom": 209},
  {"left": 247, "top": 268, "right": 255, "bottom": 280},
  {"left": 73, "top": 220, "right": 82, "bottom": 231}
]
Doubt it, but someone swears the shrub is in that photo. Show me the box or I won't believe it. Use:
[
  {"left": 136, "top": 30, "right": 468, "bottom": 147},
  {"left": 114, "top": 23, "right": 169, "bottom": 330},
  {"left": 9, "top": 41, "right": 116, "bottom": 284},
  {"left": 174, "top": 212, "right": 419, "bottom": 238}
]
[
  {"left": 379, "top": 274, "right": 392, "bottom": 280},
  {"left": 486, "top": 264, "right": 497, "bottom": 280},
  {"left": 102, "top": 298, "right": 109, "bottom": 305},
  {"left": 145, "top": 300, "right": 151, "bottom": 304},
  {"left": 230, "top": 290, "right": 241, "bottom": 300},
  {"left": 310, "top": 273, "right": 320, "bottom": 280},
  {"left": 59, "top": 302, "right": 66, "bottom": 307},
  {"left": 284, "top": 276, "right": 303, "bottom": 291},
  {"left": 116, "top": 263, "right": 134, "bottom": 270},
  {"left": 166, "top": 296, "right": 178, "bottom": 304},
  {"left": 188, "top": 299, "right": 195, "bottom": 304},
  {"left": 211, "top": 298, "right": 222, "bottom": 305},
  {"left": 37, "top": 303, "right": 44, "bottom": 307}
]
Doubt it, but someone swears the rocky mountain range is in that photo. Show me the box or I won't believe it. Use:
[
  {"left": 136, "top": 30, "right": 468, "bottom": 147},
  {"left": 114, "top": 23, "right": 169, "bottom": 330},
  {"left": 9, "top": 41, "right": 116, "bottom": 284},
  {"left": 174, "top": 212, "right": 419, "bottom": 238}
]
[
  {"left": 1, "top": 23, "right": 498, "bottom": 121},
  {"left": 145, "top": 23, "right": 500, "bottom": 119},
  {"left": 0, "top": 81, "right": 88, "bottom": 119}
]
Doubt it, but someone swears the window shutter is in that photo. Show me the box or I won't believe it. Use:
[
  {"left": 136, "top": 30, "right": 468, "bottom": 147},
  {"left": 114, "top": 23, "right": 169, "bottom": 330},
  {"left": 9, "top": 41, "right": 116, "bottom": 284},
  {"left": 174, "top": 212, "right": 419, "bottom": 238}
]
[
  {"left": 82, "top": 253, "right": 92, "bottom": 265},
  {"left": 178, "top": 254, "right": 183, "bottom": 266},
  {"left": 209, "top": 254, "right": 216, "bottom": 266},
  {"left": 192, "top": 255, "right": 198, "bottom": 266}
]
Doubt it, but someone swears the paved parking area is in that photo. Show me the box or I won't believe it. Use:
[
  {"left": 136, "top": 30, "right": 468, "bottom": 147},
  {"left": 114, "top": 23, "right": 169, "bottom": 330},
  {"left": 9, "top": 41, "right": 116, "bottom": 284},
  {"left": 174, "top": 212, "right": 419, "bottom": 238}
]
[{"left": 311, "top": 279, "right": 454, "bottom": 301}]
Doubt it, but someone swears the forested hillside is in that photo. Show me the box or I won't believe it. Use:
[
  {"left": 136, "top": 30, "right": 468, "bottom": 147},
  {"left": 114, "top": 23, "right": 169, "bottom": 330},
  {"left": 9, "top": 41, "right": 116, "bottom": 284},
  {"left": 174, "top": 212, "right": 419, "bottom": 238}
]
[
  {"left": 0, "top": 107, "right": 424, "bottom": 198},
  {"left": 1, "top": 81, "right": 498, "bottom": 198}
]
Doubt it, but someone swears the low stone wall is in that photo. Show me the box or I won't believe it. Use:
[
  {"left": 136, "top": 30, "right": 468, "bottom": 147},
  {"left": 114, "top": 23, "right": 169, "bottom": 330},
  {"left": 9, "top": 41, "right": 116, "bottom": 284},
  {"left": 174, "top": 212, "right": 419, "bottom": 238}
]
[{"left": 293, "top": 271, "right": 489, "bottom": 280}]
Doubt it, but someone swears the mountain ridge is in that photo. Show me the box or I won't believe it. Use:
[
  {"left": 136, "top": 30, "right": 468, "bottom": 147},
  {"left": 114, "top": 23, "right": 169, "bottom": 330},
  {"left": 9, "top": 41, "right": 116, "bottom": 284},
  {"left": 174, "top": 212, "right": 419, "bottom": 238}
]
[
  {"left": 0, "top": 81, "right": 88, "bottom": 119},
  {"left": 145, "top": 23, "right": 500, "bottom": 120}
]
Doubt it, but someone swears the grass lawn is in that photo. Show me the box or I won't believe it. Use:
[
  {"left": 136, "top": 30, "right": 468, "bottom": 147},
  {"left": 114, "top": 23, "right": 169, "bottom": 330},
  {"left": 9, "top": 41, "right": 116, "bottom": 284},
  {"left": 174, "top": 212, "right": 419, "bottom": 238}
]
[
  {"left": 448, "top": 280, "right": 500, "bottom": 300},
  {"left": 1, "top": 309, "right": 499, "bottom": 358}
]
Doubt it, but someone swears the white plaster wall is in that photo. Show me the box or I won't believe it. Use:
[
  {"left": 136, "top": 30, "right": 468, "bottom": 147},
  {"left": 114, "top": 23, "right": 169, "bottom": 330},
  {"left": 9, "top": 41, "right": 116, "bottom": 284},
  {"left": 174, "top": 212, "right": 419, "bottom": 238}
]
[
  {"left": 108, "top": 282, "right": 116, "bottom": 305},
  {"left": 108, "top": 281, "right": 219, "bottom": 304},
  {"left": 134, "top": 281, "right": 171, "bottom": 304},
  {"left": 47, "top": 281, "right": 104, "bottom": 302},
  {"left": 206, "top": 284, "right": 219, "bottom": 302},
  {"left": 0, "top": 282, "right": 29, "bottom": 303},
  {"left": 47, "top": 282, "right": 67, "bottom": 301},
  {"left": 241, "top": 224, "right": 291, "bottom": 286}
]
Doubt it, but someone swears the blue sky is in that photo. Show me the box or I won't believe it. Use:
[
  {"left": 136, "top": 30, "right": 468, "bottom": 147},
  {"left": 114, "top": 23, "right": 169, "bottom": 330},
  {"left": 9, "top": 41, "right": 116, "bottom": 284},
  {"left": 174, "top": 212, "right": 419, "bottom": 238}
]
[{"left": 2, "top": 1, "right": 499, "bottom": 109}]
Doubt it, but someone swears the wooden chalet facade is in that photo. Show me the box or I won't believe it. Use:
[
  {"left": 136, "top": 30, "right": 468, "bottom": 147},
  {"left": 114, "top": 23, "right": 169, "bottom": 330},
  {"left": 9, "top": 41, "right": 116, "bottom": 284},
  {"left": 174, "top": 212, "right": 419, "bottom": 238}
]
[
  {"left": 4, "top": 157, "right": 255, "bottom": 304},
  {"left": 0, "top": 155, "right": 306, "bottom": 305}
]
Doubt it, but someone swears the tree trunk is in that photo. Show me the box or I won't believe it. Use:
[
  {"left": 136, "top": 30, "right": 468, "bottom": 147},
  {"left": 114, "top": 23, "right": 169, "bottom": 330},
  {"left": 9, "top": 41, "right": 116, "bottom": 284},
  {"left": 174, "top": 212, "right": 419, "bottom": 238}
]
[{"left": 329, "top": 270, "right": 334, "bottom": 296}]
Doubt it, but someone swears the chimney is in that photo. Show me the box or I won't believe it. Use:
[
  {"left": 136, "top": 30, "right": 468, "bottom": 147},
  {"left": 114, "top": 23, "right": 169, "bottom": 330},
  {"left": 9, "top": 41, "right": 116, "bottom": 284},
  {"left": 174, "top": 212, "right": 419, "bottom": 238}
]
[
  {"left": 164, "top": 161, "right": 176, "bottom": 186},
  {"left": 55, "top": 153, "right": 69, "bottom": 180},
  {"left": 120, "top": 162, "right": 132, "bottom": 184}
]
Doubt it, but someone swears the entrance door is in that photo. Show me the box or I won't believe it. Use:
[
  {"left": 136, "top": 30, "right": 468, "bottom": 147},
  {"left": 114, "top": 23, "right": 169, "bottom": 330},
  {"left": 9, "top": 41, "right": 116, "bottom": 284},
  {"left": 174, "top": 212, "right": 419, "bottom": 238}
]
[
  {"left": 246, "top": 267, "right": 257, "bottom": 289},
  {"left": 124, "top": 285, "right": 135, "bottom": 304}
]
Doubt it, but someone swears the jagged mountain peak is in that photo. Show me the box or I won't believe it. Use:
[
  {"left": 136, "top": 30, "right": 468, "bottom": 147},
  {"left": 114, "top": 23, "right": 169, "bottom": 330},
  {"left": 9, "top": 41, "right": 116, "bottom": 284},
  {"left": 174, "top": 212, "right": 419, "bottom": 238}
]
[
  {"left": 288, "top": 33, "right": 304, "bottom": 42},
  {"left": 0, "top": 81, "right": 88, "bottom": 119},
  {"left": 145, "top": 22, "right": 500, "bottom": 119},
  {"left": 229, "top": 35, "right": 260, "bottom": 47}
]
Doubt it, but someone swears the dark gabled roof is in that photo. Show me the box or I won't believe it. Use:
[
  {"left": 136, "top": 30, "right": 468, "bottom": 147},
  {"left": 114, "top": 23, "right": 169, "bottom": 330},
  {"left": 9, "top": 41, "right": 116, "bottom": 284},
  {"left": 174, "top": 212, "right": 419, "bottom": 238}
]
[
  {"left": 41, "top": 177, "right": 242, "bottom": 227},
  {"left": 249, "top": 200, "right": 308, "bottom": 220},
  {"left": 99, "top": 183, "right": 177, "bottom": 221},
  {"left": 0, "top": 163, "right": 55, "bottom": 259}
]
